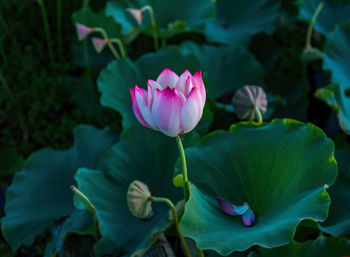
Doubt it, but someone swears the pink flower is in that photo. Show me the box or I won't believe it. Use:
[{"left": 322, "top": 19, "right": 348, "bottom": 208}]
[
  {"left": 130, "top": 69, "right": 206, "bottom": 137},
  {"left": 91, "top": 37, "right": 107, "bottom": 53},
  {"left": 126, "top": 8, "right": 143, "bottom": 25},
  {"left": 76, "top": 23, "right": 93, "bottom": 41}
]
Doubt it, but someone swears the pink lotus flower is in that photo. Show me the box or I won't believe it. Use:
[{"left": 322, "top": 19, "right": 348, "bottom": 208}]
[
  {"left": 126, "top": 8, "right": 143, "bottom": 25},
  {"left": 76, "top": 23, "right": 93, "bottom": 41},
  {"left": 130, "top": 69, "right": 206, "bottom": 137},
  {"left": 91, "top": 37, "right": 107, "bottom": 53}
]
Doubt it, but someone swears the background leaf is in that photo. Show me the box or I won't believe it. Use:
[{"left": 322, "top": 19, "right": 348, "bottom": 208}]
[
  {"left": 204, "top": 0, "right": 281, "bottom": 45},
  {"left": 299, "top": 0, "right": 350, "bottom": 35},
  {"left": 1, "top": 125, "right": 117, "bottom": 252}
]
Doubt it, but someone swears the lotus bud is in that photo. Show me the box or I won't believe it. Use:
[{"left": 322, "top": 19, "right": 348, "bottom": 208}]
[
  {"left": 126, "top": 8, "right": 144, "bottom": 25},
  {"left": 92, "top": 37, "right": 108, "bottom": 53},
  {"left": 127, "top": 180, "right": 153, "bottom": 219},
  {"left": 130, "top": 69, "right": 206, "bottom": 137},
  {"left": 76, "top": 23, "right": 94, "bottom": 41},
  {"left": 232, "top": 86, "right": 267, "bottom": 121}
]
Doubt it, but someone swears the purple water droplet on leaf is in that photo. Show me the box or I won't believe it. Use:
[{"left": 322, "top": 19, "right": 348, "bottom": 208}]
[
  {"left": 242, "top": 208, "right": 255, "bottom": 227},
  {"left": 216, "top": 196, "right": 249, "bottom": 216}
]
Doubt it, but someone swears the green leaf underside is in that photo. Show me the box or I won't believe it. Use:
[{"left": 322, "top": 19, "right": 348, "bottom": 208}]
[
  {"left": 299, "top": 0, "right": 350, "bottom": 35},
  {"left": 1, "top": 125, "right": 117, "bottom": 252},
  {"left": 323, "top": 21, "right": 350, "bottom": 90},
  {"left": 106, "top": 0, "right": 214, "bottom": 35},
  {"left": 180, "top": 119, "right": 337, "bottom": 255},
  {"left": 317, "top": 21, "right": 350, "bottom": 134},
  {"left": 315, "top": 83, "right": 350, "bottom": 135},
  {"left": 204, "top": 0, "right": 281, "bottom": 45},
  {"left": 259, "top": 236, "right": 350, "bottom": 257},
  {"left": 74, "top": 126, "right": 199, "bottom": 256},
  {"left": 319, "top": 148, "right": 350, "bottom": 236}
]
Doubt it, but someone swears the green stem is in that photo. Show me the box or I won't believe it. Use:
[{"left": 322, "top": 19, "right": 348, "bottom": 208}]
[
  {"left": 71, "top": 185, "right": 99, "bottom": 241},
  {"left": 37, "top": 0, "right": 55, "bottom": 67},
  {"left": 82, "top": 0, "right": 91, "bottom": 78},
  {"left": 0, "top": 11, "right": 9, "bottom": 32},
  {"left": 57, "top": 0, "right": 63, "bottom": 66},
  {"left": 142, "top": 5, "right": 159, "bottom": 51},
  {"left": 199, "top": 249, "right": 205, "bottom": 257},
  {"left": 110, "top": 38, "right": 126, "bottom": 58},
  {"left": 0, "top": 39, "right": 7, "bottom": 65},
  {"left": 0, "top": 10, "right": 21, "bottom": 59},
  {"left": 176, "top": 136, "right": 190, "bottom": 201},
  {"left": 254, "top": 107, "right": 262, "bottom": 124},
  {"left": 0, "top": 70, "right": 28, "bottom": 140},
  {"left": 81, "top": 0, "right": 96, "bottom": 109},
  {"left": 94, "top": 28, "right": 120, "bottom": 60},
  {"left": 305, "top": 2, "right": 323, "bottom": 49},
  {"left": 152, "top": 197, "right": 192, "bottom": 257},
  {"left": 83, "top": 0, "right": 89, "bottom": 9}
]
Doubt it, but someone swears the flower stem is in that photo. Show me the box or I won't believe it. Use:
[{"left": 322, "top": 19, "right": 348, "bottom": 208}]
[
  {"left": 57, "top": 0, "right": 63, "bottom": 67},
  {"left": 0, "top": 38, "right": 7, "bottom": 65},
  {"left": 142, "top": 5, "right": 159, "bottom": 51},
  {"left": 110, "top": 38, "right": 127, "bottom": 58},
  {"left": 199, "top": 249, "right": 205, "bottom": 257},
  {"left": 94, "top": 28, "right": 120, "bottom": 60},
  {"left": 152, "top": 197, "right": 192, "bottom": 257},
  {"left": 254, "top": 107, "right": 262, "bottom": 124},
  {"left": 71, "top": 185, "right": 99, "bottom": 241},
  {"left": 305, "top": 2, "right": 323, "bottom": 49},
  {"left": 36, "top": 0, "right": 55, "bottom": 67},
  {"left": 176, "top": 136, "right": 190, "bottom": 201}
]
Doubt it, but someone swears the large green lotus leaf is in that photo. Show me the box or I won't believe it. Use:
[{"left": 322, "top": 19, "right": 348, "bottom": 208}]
[
  {"left": 204, "top": 0, "right": 281, "bottom": 46},
  {"left": 74, "top": 126, "right": 199, "bottom": 256},
  {"left": 98, "top": 48, "right": 204, "bottom": 131},
  {"left": 319, "top": 148, "right": 350, "bottom": 236},
  {"left": 323, "top": 21, "right": 350, "bottom": 90},
  {"left": 179, "top": 42, "right": 264, "bottom": 99},
  {"left": 315, "top": 83, "right": 350, "bottom": 135},
  {"left": 180, "top": 119, "right": 337, "bottom": 255},
  {"left": 259, "top": 236, "right": 350, "bottom": 257},
  {"left": 299, "top": 0, "right": 350, "bottom": 35},
  {"left": 1, "top": 125, "right": 118, "bottom": 251},
  {"left": 106, "top": 0, "right": 213, "bottom": 36}
]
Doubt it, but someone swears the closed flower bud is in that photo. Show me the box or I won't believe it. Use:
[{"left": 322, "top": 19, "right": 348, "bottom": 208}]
[
  {"left": 127, "top": 180, "right": 152, "bottom": 219},
  {"left": 91, "top": 37, "right": 108, "bottom": 53},
  {"left": 76, "top": 23, "right": 94, "bottom": 41},
  {"left": 232, "top": 86, "right": 267, "bottom": 121},
  {"left": 126, "top": 8, "right": 143, "bottom": 25}
]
